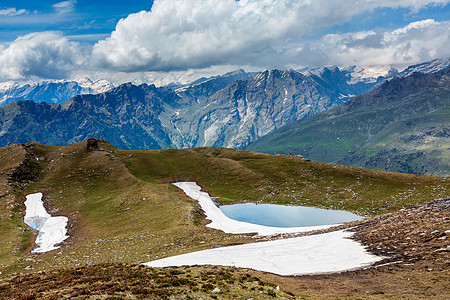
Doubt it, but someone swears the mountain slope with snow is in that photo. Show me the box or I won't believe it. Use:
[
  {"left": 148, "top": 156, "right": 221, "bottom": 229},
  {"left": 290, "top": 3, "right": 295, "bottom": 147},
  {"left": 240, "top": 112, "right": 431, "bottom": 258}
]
[
  {"left": 0, "top": 78, "right": 114, "bottom": 106},
  {"left": 0, "top": 67, "right": 372, "bottom": 149},
  {"left": 0, "top": 59, "right": 448, "bottom": 152}
]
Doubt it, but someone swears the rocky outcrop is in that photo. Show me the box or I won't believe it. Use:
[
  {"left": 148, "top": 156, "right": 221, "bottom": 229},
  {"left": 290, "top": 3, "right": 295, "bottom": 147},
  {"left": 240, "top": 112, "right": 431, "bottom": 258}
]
[
  {"left": 86, "top": 138, "right": 99, "bottom": 151},
  {"left": 352, "top": 199, "right": 450, "bottom": 263}
]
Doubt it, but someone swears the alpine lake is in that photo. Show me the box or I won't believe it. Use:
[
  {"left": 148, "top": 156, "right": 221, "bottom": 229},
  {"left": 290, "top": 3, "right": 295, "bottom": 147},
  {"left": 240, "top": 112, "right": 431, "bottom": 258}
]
[{"left": 217, "top": 201, "right": 364, "bottom": 227}]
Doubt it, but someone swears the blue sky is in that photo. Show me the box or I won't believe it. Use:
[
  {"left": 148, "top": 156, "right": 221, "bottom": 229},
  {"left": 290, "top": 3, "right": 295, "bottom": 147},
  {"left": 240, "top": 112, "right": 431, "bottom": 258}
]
[
  {"left": 327, "top": 5, "right": 450, "bottom": 33},
  {"left": 0, "top": 0, "right": 154, "bottom": 43},
  {"left": 0, "top": 0, "right": 449, "bottom": 84}
]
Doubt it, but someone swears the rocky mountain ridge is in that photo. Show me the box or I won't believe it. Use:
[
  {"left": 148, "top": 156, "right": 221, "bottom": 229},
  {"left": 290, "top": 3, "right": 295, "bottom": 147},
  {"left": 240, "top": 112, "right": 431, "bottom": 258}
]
[
  {"left": 0, "top": 78, "right": 114, "bottom": 106},
  {"left": 0, "top": 59, "right": 448, "bottom": 152},
  {"left": 2, "top": 59, "right": 448, "bottom": 108},
  {"left": 246, "top": 67, "right": 450, "bottom": 176},
  {"left": 0, "top": 66, "right": 377, "bottom": 149}
]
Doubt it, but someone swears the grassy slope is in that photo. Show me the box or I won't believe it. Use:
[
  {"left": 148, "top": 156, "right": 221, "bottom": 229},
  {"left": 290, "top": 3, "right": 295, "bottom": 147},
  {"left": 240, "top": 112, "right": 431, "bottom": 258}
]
[
  {"left": 247, "top": 107, "right": 450, "bottom": 176},
  {"left": 0, "top": 144, "right": 29, "bottom": 270},
  {"left": 0, "top": 140, "right": 448, "bottom": 292},
  {"left": 342, "top": 111, "right": 450, "bottom": 175},
  {"left": 123, "top": 146, "right": 449, "bottom": 215},
  {"left": 2, "top": 199, "right": 449, "bottom": 299},
  {"left": 1, "top": 141, "right": 250, "bottom": 276}
]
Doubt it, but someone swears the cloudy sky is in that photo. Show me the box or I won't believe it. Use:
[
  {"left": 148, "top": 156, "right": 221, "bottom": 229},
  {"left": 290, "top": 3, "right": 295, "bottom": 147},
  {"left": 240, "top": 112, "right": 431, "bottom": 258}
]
[{"left": 1, "top": 0, "right": 449, "bottom": 84}]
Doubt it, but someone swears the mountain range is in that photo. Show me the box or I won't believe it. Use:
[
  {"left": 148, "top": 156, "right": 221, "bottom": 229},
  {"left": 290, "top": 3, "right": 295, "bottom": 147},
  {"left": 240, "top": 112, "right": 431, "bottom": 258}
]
[
  {"left": 0, "top": 66, "right": 379, "bottom": 150},
  {"left": 0, "top": 77, "right": 114, "bottom": 106},
  {"left": 247, "top": 67, "right": 450, "bottom": 176},
  {"left": 0, "top": 59, "right": 448, "bottom": 177},
  {"left": 0, "top": 62, "right": 449, "bottom": 298},
  {"left": 3, "top": 59, "right": 448, "bottom": 108}
]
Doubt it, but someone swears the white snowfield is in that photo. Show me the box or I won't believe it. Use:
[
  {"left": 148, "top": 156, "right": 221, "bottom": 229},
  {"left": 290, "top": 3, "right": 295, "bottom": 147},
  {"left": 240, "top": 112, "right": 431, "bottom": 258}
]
[
  {"left": 173, "top": 182, "right": 337, "bottom": 236},
  {"left": 144, "top": 182, "right": 383, "bottom": 276},
  {"left": 145, "top": 230, "right": 382, "bottom": 275},
  {"left": 24, "top": 193, "right": 69, "bottom": 253}
]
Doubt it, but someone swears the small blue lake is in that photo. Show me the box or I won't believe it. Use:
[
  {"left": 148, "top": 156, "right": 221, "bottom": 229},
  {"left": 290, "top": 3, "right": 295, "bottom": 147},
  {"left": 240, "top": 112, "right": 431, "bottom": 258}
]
[{"left": 219, "top": 203, "right": 364, "bottom": 227}]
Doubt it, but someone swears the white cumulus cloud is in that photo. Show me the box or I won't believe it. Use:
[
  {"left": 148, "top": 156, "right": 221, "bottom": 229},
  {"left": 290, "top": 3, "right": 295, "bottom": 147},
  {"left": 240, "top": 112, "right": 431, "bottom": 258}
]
[
  {"left": 1, "top": 0, "right": 449, "bottom": 82},
  {"left": 299, "top": 19, "right": 450, "bottom": 67},
  {"left": 0, "top": 31, "right": 86, "bottom": 81},
  {"left": 91, "top": 0, "right": 450, "bottom": 72}
]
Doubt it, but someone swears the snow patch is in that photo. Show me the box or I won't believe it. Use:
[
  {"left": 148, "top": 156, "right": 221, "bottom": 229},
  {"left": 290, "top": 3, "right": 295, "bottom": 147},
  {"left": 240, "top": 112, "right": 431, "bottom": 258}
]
[
  {"left": 202, "top": 116, "right": 231, "bottom": 146},
  {"left": 145, "top": 230, "right": 383, "bottom": 276},
  {"left": 0, "top": 81, "right": 19, "bottom": 92},
  {"left": 283, "top": 87, "right": 288, "bottom": 104},
  {"left": 398, "top": 59, "right": 450, "bottom": 78},
  {"left": 347, "top": 65, "right": 395, "bottom": 84},
  {"left": 146, "top": 182, "right": 383, "bottom": 275},
  {"left": 24, "top": 193, "right": 69, "bottom": 253},
  {"left": 172, "top": 182, "right": 338, "bottom": 235}
]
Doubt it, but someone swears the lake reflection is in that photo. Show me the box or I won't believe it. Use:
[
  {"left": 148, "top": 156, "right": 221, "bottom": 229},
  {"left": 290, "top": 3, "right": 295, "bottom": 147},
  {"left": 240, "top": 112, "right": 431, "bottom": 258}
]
[{"left": 219, "top": 203, "right": 363, "bottom": 227}]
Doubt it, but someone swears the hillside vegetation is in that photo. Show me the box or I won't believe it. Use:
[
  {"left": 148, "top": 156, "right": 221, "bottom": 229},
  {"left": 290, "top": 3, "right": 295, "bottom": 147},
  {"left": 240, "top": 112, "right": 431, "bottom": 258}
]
[
  {"left": 247, "top": 68, "right": 450, "bottom": 176},
  {"left": 2, "top": 199, "right": 449, "bottom": 299},
  {"left": 0, "top": 140, "right": 448, "bottom": 274},
  {"left": 0, "top": 139, "right": 448, "bottom": 298}
]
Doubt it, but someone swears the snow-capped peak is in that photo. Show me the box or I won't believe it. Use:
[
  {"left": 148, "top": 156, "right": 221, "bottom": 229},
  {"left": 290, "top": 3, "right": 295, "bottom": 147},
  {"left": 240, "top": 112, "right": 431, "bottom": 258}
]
[
  {"left": 398, "top": 59, "right": 450, "bottom": 78},
  {"left": 70, "top": 76, "right": 115, "bottom": 93},
  {"left": 345, "top": 65, "right": 398, "bottom": 84},
  {"left": 0, "top": 77, "right": 115, "bottom": 106},
  {"left": 0, "top": 81, "right": 20, "bottom": 93}
]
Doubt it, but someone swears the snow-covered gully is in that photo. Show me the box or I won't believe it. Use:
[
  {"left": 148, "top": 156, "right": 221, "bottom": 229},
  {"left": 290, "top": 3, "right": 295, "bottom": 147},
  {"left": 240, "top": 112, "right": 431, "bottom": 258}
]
[
  {"left": 24, "top": 193, "right": 69, "bottom": 253},
  {"left": 145, "top": 182, "right": 384, "bottom": 276}
]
